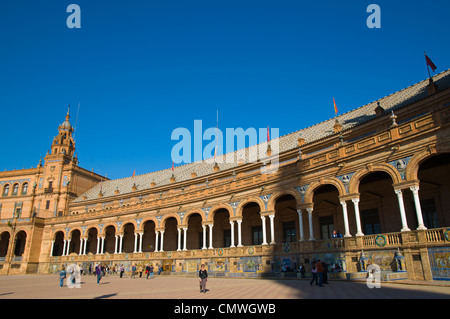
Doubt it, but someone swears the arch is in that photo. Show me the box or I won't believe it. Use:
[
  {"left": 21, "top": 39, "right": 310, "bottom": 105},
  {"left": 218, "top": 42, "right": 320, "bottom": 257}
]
[
  {"left": 304, "top": 177, "right": 346, "bottom": 204},
  {"left": 348, "top": 164, "right": 402, "bottom": 194},
  {"left": 52, "top": 231, "right": 65, "bottom": 256},
  {"left": 139, "top": 216, "right": 159, "bottom": 232},
  {"left": 68, "top": 227, "right": 83, "bottom": 238},
  {"left": 85, "top": 225, "right": 100, "bottom": 236},
  {"left": 2, "top": 184, "right": 10, "bottom": 196},
  {"left": 13, "top": 230, "right": 27, "bottom": 256},
  {"left": 267, "top": 189, "right": 302, "bottom": 212},
  {"left": 100, "top": 223, "right": 118, "bottom": 237},
  {"left": 12, "top": 183, "right": 19, "bottom": 195},
  {"left": 405, "top": 148, "right": 440, "bottom": 181},
  {"left": 52, "top": 230, "right": 65, "bottom": 240},
  {"left": 21, "top": 182, "right": 28, "bottom": 195},
  {"left": 207, "top": 203, "right": 233, "bottom": 222},
  {"left": 184, "top": 208, "right": 206, "bottom": 224},
  {"left": 0, "top": 231, "right": 11, "bottom": 258},
  {"left": 235, "top": 197, "right": 266, "bottom": 218},
  {"left": 119, "top": 220, "right": 138, "bottom": 233},
  {"left": 160, "top": 213, "right": 181, "bottom": 228}
]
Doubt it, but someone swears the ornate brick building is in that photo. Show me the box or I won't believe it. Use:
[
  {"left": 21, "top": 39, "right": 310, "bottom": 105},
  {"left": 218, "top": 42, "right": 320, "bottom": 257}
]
[{"left": 1, "top": 70, "right": 450, "bottom": 281}]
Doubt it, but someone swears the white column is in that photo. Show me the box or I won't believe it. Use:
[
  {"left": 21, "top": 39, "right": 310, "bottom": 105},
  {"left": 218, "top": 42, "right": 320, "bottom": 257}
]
[
  {"left": 83, "top": 238, "right": 87, "bottom": 255},
  {"left": 352, "top": 198, "right": 364, "bottom": 236},
  {"left": 114, "top": 235, "right": 118, "bottom": 254},
  {"left": 119, "top": 235, "right": 124, "bottom": 253},
  {"left": 230, "top": 221, "right": 235, "bottom": 247},
  {"left": 269, "top": 214, "right": 275, "bottom": 244},
  {"left": 50, "top": 240, "right": 55, "bottom": 256},
  {"left": 340, "top": 201, "right": 351, "bottom": 237},
  {"left": 139, "top": 233, "right": 143, "bottom": 253},
  {"left": 183, "top": 227, "right": 188, "bottom": 251},
  {"left": 79, "top": 238, "right": 83, "bottom": 255},
  {"left": 394, "top": 189, "right": 410, "bottom": 232},
  {"left": 134, "top": 233, "right": 138, "bottom": 253},
  {"left": 62, "top": 240, "right": 67, "bottom": 256},
  {"left": 307, "top": 208, "right": 315, "bottom": 241},
  {"left": 208, "top": 224, "right": 213, "bottom": 249},
  {"left": 237, "top": 219, "right": 243, "bottom": 247},
  {"left": 202, "top": 225, "right": 207, "bottom": 249},
  {"left": 297, "top": 209, "right": 304, "bottom": 241},
  {"left": 410, "top": 186, "right": 427, "bottom": 230},
  {"left": 100, "top": 237, "right": 105, "bottom": 254},
  {"left": 261, "top": 216, "right": 268, "bottom": 245},
  {"left": 160, "top": 231, "right": 165, "bottom": 252},
  {"left": 96, "top": 237, "right": 100, "bottom": 255},
  {"left": 177, "top": 228, "right": 181, "bottom": 251},
  {"left": 66, "top": 239, "right": 71, "bottom": 255},
  {"left": 155, "top": 231, "right": 159, "bottom": 252}
]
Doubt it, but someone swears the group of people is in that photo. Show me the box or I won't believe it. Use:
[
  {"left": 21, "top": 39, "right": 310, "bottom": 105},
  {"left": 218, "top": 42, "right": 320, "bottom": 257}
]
[{"left": 309, "top": 259, "right": 329, "bottom": 287}]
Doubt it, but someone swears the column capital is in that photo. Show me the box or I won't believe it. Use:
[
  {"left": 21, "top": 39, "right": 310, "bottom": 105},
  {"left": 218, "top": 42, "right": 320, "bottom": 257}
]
[
  {"left": 261, "top": 210, "right": 275, "bottom": 217},
  {"left": 393, "top": 180, "right": 419, "bottom": 191},
  {"left": 155, "top": 227, "right": 165, "bottom": 232},
  {"left": 202, "top": 221, "right": 213, "bottom": 226},
  {"left": 339, "top": 193, "right": 360, "bottom": 202},
  {"left": 298, "top": 203, "right": 313, "bottom": 210}
]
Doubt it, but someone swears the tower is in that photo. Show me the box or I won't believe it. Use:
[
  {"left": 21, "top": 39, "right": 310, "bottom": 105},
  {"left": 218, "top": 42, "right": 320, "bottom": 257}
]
[{"left": 48, "top": 106, "right": 76, "bottom": 161}]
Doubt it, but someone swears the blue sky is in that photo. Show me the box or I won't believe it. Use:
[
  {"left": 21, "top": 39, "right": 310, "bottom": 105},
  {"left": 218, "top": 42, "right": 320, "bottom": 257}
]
[{"left": 0, "top": 1, "right": 448, "bottom": 180}]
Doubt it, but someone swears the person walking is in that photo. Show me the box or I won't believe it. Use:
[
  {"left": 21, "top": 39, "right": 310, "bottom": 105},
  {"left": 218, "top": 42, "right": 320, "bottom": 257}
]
[
  {"left": 149, "top": 264, "right": 154, "bottom": 279},
  {"left": 59, "top": 266, "right": 66, "bottom": 287},
  {"left": 95, "top": 264, "right": 102, "bottom": 285},
  {"left": 145, "top": 264, "right": 150, "bottom": 279},
  {"left": 139, "top": 265, "right": 144, "bottom": 278},
  {"left": 198, "top": 264, "right": 208, "bottom": 293},
  {"left": 131, "top": 264, "right": 137, "bottom": 278},
  {"left": 299, "top": 264, "right": 306, "bottom": 278},
  {"left": 321, "top": 260, "right": 329, "bottom": 284},
  {"left": 309, "top": 262, "right": 318, "bottom": 286},
  {"left": 119, "top": 264, "right": 124, "bottom": 278},
  {"left": 316, "top": 259, "right": 324, "bottom": 287}
]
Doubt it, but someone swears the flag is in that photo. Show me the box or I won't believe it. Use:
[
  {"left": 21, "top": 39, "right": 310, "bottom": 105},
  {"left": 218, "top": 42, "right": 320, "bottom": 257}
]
[
  {"left": 333, "top": 97, "right": 338, "bottom": 115},
  {"left": 267, "top": 126, "right": 270, "bottom": 142},
  {"left": 132, "top": 170, "right": 135, "bottom": 178},
  {"left": 171, "top": 161, "right": 174, "bottom": 171},
  {"left": 425, "top": 53, "right": 437, "bottom": 72}
]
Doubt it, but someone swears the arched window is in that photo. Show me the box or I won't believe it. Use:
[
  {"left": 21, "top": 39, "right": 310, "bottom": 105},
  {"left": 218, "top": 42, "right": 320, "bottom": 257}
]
[
  {"left": 12, "top": 183, "right": 19, "bottom": 196},
  {"left": 21, "top": 183, "right": 28, "bottom": 195},
  {"left": 3, "top": 184, "right": 10, "bottom": 196}
]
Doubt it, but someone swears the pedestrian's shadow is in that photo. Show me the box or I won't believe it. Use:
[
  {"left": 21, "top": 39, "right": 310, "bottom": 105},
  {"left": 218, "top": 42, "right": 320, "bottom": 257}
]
[{"left": 94, "top": 293, "right": 117, "bottom": 299}]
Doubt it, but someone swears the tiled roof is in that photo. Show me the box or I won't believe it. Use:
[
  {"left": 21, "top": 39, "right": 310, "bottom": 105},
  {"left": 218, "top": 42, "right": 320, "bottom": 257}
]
[{"left": 72, "top": 70, "right": 450, "bottom": 203}]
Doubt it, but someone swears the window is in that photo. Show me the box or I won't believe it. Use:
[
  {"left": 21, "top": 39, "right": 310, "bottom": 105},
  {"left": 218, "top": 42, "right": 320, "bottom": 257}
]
[
  {"left": 12, "top": 183, "right": 19, "bottom": 196},
  {"left": 361, "top": 208, "right": 381, "bottom": 235},
  {"left": 15, "top": 208, "right": 22, "bottom": 218},
  {"left": 2, "top": 184, "right": 10, "bottom": 196},
  {"left": 46, "top": 200, "right": 51, "bottom": 210},
  {"left": 252, "top": 226, "right": 263, "bottom": 245},
  {"left": 319, "top": 216, "right": 335, "bottom": 239},
  {"left": 21, "top": 183, "right": 28, "bottom": 195},
  {"left": 283, "top": 221, "right": 296, "bottom": 243}
]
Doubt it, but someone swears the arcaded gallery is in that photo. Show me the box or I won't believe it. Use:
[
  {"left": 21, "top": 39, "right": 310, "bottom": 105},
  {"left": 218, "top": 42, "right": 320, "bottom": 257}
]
[{"left": 1, "top": 70, "right": 450, "bottom": 282}]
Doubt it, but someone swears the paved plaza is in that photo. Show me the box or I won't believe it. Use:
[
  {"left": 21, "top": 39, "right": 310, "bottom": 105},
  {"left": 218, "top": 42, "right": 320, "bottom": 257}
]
[{"left": 0, "top": 274, "right": 449, "bottom": 299}]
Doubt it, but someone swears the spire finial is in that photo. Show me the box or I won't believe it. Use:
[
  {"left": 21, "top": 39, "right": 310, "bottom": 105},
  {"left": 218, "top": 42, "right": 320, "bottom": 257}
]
[{"left": 66, "top": 105, "right": 70, "bottom": 121}]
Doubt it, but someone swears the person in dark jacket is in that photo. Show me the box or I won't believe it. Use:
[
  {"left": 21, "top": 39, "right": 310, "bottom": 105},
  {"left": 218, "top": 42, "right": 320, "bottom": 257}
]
[{"left": 198, "top": 264, "right": 208, "bottom": 293}]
